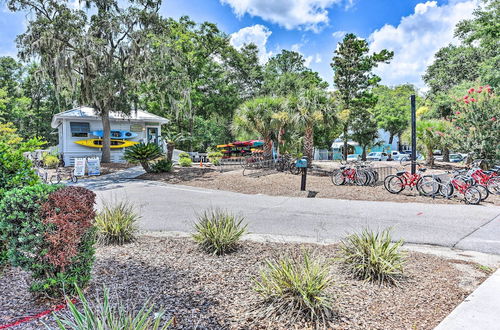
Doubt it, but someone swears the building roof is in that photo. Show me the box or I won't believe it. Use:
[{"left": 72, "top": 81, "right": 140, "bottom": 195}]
[{"left": 51, "top": 106, "right": 169, "bottom": 128}]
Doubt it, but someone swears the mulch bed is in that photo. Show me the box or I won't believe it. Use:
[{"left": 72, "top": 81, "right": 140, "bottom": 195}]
[
  {"left": 0, "top": 236, "right": 490, "bottom": 329},
  {"left": 139, "top": 167, "right": 500, "bottom": 206}
]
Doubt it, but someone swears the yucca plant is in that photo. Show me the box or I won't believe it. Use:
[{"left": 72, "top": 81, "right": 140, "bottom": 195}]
[
  {"left": 52, "top": 286, "right": 171, "bottom": 329},
  {"left": 192, "top": 208, "right": 247, "bottom": 255},
  {"left": 95, "top": 201, "right": 139, "bottom": 245},
  {"left": 124, "top": 143, "right": 163, "bottom": 173},
  {"left": 339, "top": 228, "right": 405, "bottom": 285},
  {"left": 253, "top": 251, "right": 334, "bottom": 325}
]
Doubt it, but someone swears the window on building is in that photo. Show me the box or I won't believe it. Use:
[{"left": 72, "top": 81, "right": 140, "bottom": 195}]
[{"left": 70, "top": 122, "right": 90, "bottom": 137}]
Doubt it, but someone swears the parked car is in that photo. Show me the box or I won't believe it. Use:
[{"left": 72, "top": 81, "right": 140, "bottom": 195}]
[
  {"left": 399, "top": 152, "right": 423, "bottom": 161},
  {"left": 367, "top": 152, "right": 389, "bottom": 161},
  {"left": 346, "top": 154, "right": 361, "bottom": 161},
  {"left": 390, "top": 151, "right": 405, "bottom": 161},
  {"left": 449, "top": 154, "right": 464, "bottom": 163}
]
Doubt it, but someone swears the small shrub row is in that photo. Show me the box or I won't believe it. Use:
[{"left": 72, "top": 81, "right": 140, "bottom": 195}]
[
  {"left": 151, "top": 159, "right": 173, "bottom": 173},
  {"left": 0, "top": 184, "right": 96, "bottom": 297}
]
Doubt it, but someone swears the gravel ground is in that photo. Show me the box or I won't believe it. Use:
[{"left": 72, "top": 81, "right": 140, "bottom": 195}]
[
  {"left": 139, "top": 166, "right": 500, "bottom": 206},
  {"left": 0, "top": 236, "right": 492, "bottom": 329}
]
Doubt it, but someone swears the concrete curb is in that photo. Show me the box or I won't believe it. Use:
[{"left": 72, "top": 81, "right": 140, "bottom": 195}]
[{"left": 435, "top": 269, "right": 500, "bottom": 330}]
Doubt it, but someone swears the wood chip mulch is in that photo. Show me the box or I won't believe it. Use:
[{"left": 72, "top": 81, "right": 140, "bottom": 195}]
[{"left": 0, "top": 237, "right": 489, "bottom": 329}]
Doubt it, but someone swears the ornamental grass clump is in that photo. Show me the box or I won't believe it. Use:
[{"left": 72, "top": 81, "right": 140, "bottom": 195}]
[
  {"left": 339, "top": 228, "right": 405, "bottom": 285},
  {"left": 53, "top": 286, "right": 171, "bottom": 330},
  {"left": 253, "top": 251, "right": 335, "bottom": 325},
  {"left": 95, "top": 201, "right": 139, "bottom": 245},
  {"left": 192, "top": 208, "right": 247, "bottom": 255}
]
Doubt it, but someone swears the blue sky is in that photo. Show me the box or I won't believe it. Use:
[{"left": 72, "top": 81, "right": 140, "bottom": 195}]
[{"left": 0, "top": 0, "right": 478, "bottom": 89}]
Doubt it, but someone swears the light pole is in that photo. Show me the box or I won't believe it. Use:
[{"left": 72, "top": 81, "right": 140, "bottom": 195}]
[{"left": 410, "top": 94, "right": 417, "bottom": 175}]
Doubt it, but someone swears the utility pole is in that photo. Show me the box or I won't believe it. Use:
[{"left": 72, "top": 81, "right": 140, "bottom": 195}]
[{"left": 410, "top": 94, "right": 417, "bottom": 175}]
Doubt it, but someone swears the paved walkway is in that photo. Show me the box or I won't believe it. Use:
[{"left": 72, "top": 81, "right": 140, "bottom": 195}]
[{"left": 78, "top": 168, "right": 500, "bottom": 255}]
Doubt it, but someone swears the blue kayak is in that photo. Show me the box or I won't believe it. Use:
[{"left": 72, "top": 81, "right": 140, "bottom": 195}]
[{"left": 91, "top": 130, "right": 138, "bottom": 139}]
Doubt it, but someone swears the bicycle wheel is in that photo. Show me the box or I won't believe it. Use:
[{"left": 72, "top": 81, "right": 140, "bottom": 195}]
[
  {"left": 473, "top": 184, "right": 489, "bottom": 201},
  {"left": 331, "top": 170, "right": 345, "bottom": 185},
  {"left": 440, "top": 182, "right": 454, "bottom": 198},
  {"left": 50, "top": 174, "right": 61, "bottom": 184},
  {"left": 70, "top": 173, "right": 78, "bottom": 183},
  {"left": 384, "top": 175, "right": 404, "bottom": 194},
  {"left": 354, "top": 170, "right": 368, "bottom": 186},
  {"left": 417, "top": 176, "right": 439, "bottom": 196},
  {"left": 486, "top": 176, "right": 500, "bottom": 195},
  {"left": 464, "top": 186, "right": 481, "bottom": 205}
]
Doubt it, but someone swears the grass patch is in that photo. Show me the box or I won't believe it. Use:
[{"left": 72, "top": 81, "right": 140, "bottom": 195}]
[
  {"left": 192, "top": 208, "right": 247, "bottom": 255},
  {"left": 53, "top": 286, "right": 170, "bottom": 329},
  {"left": 95, "top": 201, "right": 139, "bottom": 245},
  {"left": 339, "top": 228, "right": 405, "bottom": 285},
  {"left": 253, "top": 250, "right": 335, "bottom": 325}
]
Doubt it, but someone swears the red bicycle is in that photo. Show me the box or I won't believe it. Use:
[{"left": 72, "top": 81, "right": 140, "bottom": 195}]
[
  {"left": 470, "top": 168, "right": 500, "bottom": 195},
  {"left": 383, "top": 167, "right": 433, "bottom": 195},
  {"left": 440, "top": 176, "right": 482, "bottom": 204},
  {"left": 331, "top": 166, "right": 367, "bottom": 186}
]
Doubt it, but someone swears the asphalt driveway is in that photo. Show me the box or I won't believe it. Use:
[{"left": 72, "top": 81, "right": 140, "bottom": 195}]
[{"left": 81, "top": 175, "right": 500, "bottom": 255}]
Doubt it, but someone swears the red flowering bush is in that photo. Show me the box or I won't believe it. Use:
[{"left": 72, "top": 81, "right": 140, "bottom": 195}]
[
  {"left": 0, "top": 184, "right": 96, "bottom": 297},
  {"left": 451, "top": 85, "right": 499, "bottom": 161}
]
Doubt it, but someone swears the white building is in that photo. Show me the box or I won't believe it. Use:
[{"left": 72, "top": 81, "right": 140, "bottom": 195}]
[{"left": 51, "top": 106, "right": 169, "bottom": 166}]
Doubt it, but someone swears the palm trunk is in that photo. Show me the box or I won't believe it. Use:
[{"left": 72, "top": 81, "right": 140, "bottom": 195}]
[
  {"left": 427, "top": 148, "right": 434, "bottom": 167},
  {"left": 101, "top": 109, "right": 111, "bottom": 163},
  {"left": 304, "top": 125, "right": 314, "bottom": 167},
  {"left": 166, "top": 142, "right": 175, "bottom": 162},
  {"left": 264, "top": 136, "right": 273, "bottom": 156},
  {"left": 140, "top": 161, "right": 151, "bottom": 173},
  {"left": 443, "top": 148, "right": 450, "bottom": 162}
]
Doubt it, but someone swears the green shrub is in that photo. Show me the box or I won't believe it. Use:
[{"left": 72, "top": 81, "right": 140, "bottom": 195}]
[
  {"left": 95, "top": 201, "right": 139, "bottom": 245},
  {"left": 178, "top": 157, "right": 192, "bottom": 167},
  {"left": 0, "top": 142, "right": 39, "bottom": 199},
  {"left": 253, "top": 251, "right": 334, "bottom": 325},
  {"left": 192, "top": 208, "right": 247, "bottom": 255},
  {"left": 207, "top": 150, "right": 223, "bottom": 165},
  {"left": 0, "top": 184, "right": 97, "bottom": 297},
  {"left": 124, "top": 143, "right": 163, "bottom": 173},
  {"left": 151, "top": 159, "right": 173, "bottom": 173},
  {"left": 178, "top": 152, "right": 190, "bottom": 159},
  {"left": 339, "top": 228, "right": 405, "bottom": 285},
  {"left": 54, "top": 286, "right": 171, "bottom": 330},
  {"left": 42, "top": 153, "right": 60, "bottom": 168}
]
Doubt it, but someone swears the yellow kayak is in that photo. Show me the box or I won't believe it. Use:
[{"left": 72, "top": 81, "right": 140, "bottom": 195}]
[{"left": 74, "top": 139, "right": 139, "bottom": 149}]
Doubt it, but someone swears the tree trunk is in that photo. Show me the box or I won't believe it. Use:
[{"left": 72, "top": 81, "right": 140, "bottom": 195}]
[
  {"left": 362, "top": 146, "right": 367, "bottom": 161},
  {"left": 101, "top": 109, "right": 111, "bottom": 163},
  {"left": 443, "top": 148, "right": 450, "bottom": 162},
  {"left": 140, "top": 161, "right": 151, "bottom": 173},
  {"left": 263, "top": 136, "right": 273, "bottom": 156},
  {"left": 389, "top": 133, "right": 394, "bottom": 145},
  {"left": 397, "top": 133, "right": 402, "bottom": 152},
  {"left": 427, "top": 148, "right": 434, "bottom": 167},
  {"left": 166, "top": 142, "right": 175, "bottom": 162},
  {"left": 343, "top": 125, "right": 348, "bottom": 160},
  {"left": 304, "top": 125, "right": 314, "bottom": 167}
]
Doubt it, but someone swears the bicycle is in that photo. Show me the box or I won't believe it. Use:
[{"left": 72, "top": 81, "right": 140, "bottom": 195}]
[
  {"left": 420, "top": 171, "right": 485, "bottom": 204},
  {"left": 383, "top": 166, "right": 431, "bottom": 195},
  {"left": 35, "top": 166, "right": 49, "bottom": 184},
  {"left": 331, "top": 164, "right": 368, "bottom": 186},
  {"left": 50, "top": 167, "right": 78, "bottom": 184}
]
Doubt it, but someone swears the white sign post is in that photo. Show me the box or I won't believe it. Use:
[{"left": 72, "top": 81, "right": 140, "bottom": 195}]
[
  {"left": 74, "top": 158, "right": 86, "bottom": 176},
  {"left": 87, "top": 157, "right": 101, "bottom": 176}
]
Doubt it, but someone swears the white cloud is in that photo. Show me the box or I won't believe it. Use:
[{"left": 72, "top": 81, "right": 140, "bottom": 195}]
[
  {"left": 332, "top": 30, "right": 346, "bottom": 39},
  {"left": 314, "top": 54, "right": 322, "bottom": 63},
  {"left": 230, "top": 24, "right": 273, "bottom": 63},
  {"left": 304, "top": 55, "right": 313, "bottom": 67},
  {"left": 220, "top": 0, "right": 345, "bottom": 31},
  {"left": 368, "top": 0, "right": 477, "bottom": 88}
]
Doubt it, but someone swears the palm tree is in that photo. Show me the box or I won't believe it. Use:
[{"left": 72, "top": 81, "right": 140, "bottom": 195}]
[
  {"left": 292, "top": 89, "right": 330, "bottom": 164},
  {"left": 232, "top": 96, "right": 285, "bottom": 154},
  {"left": 271, "top": 110, "right": 291, "bottom": 156},
  {"left": 163, "top": 132, "right": 188, "bottom": 162},
  {"left": 404, "top": 119, "right": 450, "bottom": 167}
]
